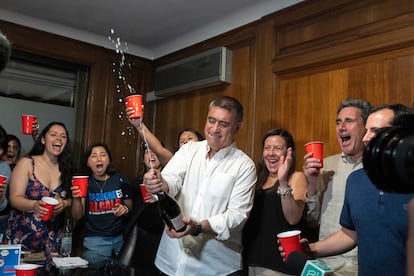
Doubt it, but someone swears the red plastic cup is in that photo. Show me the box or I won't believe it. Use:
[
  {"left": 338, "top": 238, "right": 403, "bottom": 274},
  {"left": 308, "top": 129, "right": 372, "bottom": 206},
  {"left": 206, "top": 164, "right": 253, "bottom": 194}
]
[
  {"left": 140, "top": 184, "right": 150, "bottom": 202},
  {"left": 125, "top": 95, "right": 143, "bottom": 119},
  {"left": 0, "top": 175, "right": 6, "bottom": 184},
  {"left": 39, "top": 196, "right": 58, "bottom": 221},
  {"left": 304, "top": 141, "right": 324, "bottom": 168},
  {"left": 21, "top": 115, "right": 37, "bottom": 135},
  {"left": 14, "top": 264, "right": 38, "bottom": 276},
  {"left": 277, "top": 230, "right": 302, "bottom": 257},
  {"left": 72, "top": 176, "right": 89, "bottom": 197}
]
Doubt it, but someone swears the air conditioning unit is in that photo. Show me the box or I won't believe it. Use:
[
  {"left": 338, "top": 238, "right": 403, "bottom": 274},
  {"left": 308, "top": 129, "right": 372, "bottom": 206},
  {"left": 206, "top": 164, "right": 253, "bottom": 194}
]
[{"left": 154, "top": 47, "right": 232, "bottom": 97}]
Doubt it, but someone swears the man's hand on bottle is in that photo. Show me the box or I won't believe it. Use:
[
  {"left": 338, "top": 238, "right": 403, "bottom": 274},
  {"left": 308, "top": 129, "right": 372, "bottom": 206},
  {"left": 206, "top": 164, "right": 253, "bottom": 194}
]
[
  {"left": 164, "top": 216, "right": 195, "bottom": 238},
  {"left": 143, "top": 169, "right": 164, "bottom": 194}
]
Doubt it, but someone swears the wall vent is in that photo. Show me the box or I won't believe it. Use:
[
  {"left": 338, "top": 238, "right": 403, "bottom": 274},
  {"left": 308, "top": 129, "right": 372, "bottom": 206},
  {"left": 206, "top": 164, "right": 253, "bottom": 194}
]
[{"left": 154, "top": 47, "right": 232, "bottom": 97}]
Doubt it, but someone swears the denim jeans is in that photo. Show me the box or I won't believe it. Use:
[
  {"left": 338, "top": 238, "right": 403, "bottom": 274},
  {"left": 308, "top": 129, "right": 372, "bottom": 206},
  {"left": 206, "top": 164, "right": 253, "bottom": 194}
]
[{"left": 82, "top": 235, "right": 123, "bottom": 264}]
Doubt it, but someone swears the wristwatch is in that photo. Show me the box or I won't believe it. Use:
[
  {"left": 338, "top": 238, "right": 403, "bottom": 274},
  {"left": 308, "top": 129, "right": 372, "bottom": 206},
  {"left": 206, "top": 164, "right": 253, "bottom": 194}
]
[{"left": 191, "top": 223, "right": 202, "bottom": 236}]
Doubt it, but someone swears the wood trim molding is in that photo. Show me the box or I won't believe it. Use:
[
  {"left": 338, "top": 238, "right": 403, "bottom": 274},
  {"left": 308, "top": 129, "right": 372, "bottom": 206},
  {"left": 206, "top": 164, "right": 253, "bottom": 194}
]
[{"left": 270, "top": 0, "right": 414, "bottom": 74}]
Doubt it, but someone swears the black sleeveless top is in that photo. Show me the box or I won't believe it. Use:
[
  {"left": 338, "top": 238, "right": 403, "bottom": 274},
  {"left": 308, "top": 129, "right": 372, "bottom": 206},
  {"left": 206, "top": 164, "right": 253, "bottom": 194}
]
[{"left": 242, "top": 187, "right": 304, "bottom": 274}]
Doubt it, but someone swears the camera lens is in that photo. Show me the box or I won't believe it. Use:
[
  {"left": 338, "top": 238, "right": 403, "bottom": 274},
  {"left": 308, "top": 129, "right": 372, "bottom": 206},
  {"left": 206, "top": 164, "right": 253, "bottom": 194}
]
[{"left": 363, "top": 126, "right": 414, "bottom": 193}]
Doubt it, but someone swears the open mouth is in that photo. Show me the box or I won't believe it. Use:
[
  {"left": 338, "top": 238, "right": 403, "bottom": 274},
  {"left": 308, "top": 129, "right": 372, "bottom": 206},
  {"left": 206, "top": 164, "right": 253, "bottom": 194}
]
[
  {"left": 52, "top": 143, "right": 62, "bottom": 151},
  {"left": 94, "top": 164, "right": 106, "bottom": 175},
  {"left": 265, "top": 157, "right": 280, "bottom": 167},
  {"left": 268, "top": 159, "right": 277, "bottom": 164}
]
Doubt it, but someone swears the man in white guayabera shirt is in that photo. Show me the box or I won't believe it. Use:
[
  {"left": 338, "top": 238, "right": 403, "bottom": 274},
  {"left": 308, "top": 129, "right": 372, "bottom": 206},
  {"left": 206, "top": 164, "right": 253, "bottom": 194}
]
[
  {"left": 303, "top": 98, "right": 371, "bottom": 276},
  {"left": 143, "top": 96, "right": 257, "bottom": 276}
]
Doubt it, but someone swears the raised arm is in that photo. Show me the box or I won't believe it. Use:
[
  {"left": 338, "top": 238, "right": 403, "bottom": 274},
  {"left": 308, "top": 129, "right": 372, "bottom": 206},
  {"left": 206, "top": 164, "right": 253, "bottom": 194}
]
[
  {"left": 303, "top": 152, "right": 323, "bottom": 227},
  {"left": 136, "top": 122, "right": 173, "bottom": 166},
  {"left": 278, "top": 148, "right": 307, "bottom": 225},
  {"left": 126, "top": 106, "right": 173, "bottom": 166}
]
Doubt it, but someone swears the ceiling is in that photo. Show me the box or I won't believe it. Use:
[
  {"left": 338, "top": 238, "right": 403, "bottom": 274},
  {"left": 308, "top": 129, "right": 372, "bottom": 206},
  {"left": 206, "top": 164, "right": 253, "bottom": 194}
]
[{"left": 0, "top": 0, "right": 302, "bottom": 59}]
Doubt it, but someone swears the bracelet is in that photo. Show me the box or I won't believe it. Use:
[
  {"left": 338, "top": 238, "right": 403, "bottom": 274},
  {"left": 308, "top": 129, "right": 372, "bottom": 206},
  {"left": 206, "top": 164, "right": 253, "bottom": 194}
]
[
  {"left": 277, "top": 185, "right": 292, "bottom": 197},
  {"left": 304, "top": 191, "right": 320, "bottom": 202}
]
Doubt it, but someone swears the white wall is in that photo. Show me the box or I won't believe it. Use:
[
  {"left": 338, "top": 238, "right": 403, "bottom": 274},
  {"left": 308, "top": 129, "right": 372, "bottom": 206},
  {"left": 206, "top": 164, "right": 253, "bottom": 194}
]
[{"left": 0, "top": 96, "right": 75, "bottom": 156}]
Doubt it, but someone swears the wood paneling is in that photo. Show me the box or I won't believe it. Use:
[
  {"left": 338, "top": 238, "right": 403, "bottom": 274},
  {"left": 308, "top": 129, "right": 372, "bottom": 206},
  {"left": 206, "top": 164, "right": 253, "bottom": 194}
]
[
  {"left": 274, "top": 49, "right": 414, "bottom": 166},
  {"left": 272, "top": 0, "right": 414, "bottom": 74}
]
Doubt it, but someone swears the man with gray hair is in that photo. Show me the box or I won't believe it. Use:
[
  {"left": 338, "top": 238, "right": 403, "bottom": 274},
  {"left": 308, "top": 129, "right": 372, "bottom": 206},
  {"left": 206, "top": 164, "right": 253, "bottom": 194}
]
[
  {"left": 299, "top": 103, "right": 414, "bottom": 275},
  {"left": 304, "top": 99, "right": 371, "bottom": 275},
  {"left": 143, "top": 96, "right": 257, "bottom": 275}
]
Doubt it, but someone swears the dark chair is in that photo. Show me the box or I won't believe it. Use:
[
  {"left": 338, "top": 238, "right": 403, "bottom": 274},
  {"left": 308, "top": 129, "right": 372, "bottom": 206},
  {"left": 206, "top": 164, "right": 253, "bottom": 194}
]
[
  {"left": 116, "top": 203, "right": 164, "bottom": 276},
  {"left": 117, "top": 224, "right": 139, "bottom": 268},
  {"left": 86, "top": 223, "right": 138, "bottom": 276}
]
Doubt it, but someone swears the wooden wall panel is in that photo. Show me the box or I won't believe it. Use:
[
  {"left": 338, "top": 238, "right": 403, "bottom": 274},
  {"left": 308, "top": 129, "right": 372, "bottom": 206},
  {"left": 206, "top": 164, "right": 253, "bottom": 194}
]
[
  {"left": 267, "top": 0, "right": 414, "bottom": 169},
  {"left": 275, "top": 50, "right": 414, "bottom": 168},
  {"left": 272, "top": 0, "right": 414, "bottom": 74},
  {"left": 276, "top": 69, "right": 349, "bottom": 164},
  {"left": 149, "top": 92, "right": 211, "bottom": 153},
  {"left": 251, "top": 18, "right": 276, "bottom": 161}
]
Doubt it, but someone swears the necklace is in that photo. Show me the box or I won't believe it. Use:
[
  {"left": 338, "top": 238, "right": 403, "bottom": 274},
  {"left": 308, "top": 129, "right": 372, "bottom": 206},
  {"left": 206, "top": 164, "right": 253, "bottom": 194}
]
[{"left": 94, "top": 178, "right": 108, "bottom": 193}]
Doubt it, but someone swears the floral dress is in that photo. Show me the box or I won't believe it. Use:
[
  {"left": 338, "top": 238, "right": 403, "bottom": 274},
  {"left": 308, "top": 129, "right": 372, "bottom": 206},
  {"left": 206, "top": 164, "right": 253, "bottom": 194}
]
[{"left": 5, "top": 156, "right": 66, "bottom": 266}]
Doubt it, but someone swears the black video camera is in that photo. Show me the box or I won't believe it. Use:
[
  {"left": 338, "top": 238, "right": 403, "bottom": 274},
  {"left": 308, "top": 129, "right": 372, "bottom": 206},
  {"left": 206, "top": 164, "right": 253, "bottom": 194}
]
[{"left": 363, "top": 126, "right": 414, "bottom": 193}]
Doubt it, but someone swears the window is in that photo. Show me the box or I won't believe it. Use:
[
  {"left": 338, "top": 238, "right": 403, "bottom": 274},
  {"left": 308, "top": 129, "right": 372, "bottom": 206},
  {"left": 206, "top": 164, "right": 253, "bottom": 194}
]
[{"left": 0, "top": 50, "right": 89, "bottom": 158}]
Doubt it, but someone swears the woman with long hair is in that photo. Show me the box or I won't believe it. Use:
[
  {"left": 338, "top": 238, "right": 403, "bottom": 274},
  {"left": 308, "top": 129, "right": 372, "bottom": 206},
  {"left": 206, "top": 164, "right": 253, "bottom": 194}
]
[
  {"left": 243, "top": 128, "right": 307, "bottom": 275},
  {"left": 5, "top": 122, "right": 73, "bottom": 264}
]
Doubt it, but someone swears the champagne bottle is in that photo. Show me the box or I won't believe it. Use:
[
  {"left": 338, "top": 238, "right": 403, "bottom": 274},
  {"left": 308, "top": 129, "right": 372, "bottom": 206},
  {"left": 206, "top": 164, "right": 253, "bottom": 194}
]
[
  {"left": 157, "top": 192, "right": 186, "bottom": 232},
  {"left": 60, "top": 218, "right": 72, "bottom": 257}
]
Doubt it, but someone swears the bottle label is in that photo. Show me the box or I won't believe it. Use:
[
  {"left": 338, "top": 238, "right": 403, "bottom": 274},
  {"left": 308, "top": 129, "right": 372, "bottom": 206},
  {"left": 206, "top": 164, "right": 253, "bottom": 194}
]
[
  {"left": 171, "top": 213, "right": 186, "bottom": 231},
  {"left": 61, "top": 236, "right": 72, "bottom": 256}
]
